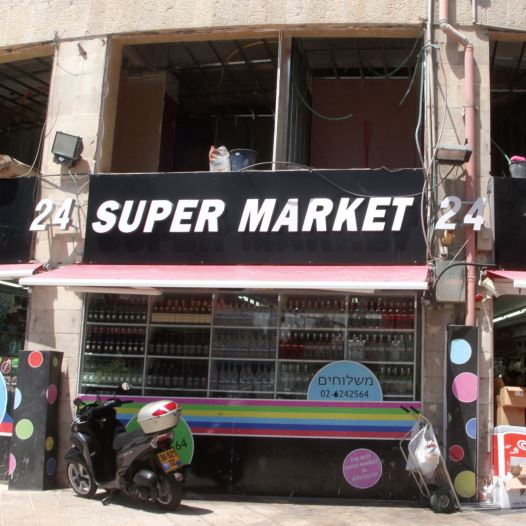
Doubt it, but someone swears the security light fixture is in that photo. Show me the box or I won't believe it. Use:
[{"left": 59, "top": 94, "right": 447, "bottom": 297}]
[
  {"left": 436, "top": 144, "right": 472, "bottom": 164},
  {"left": 51, "top": 131, "right": 83, "bottom": 167}
]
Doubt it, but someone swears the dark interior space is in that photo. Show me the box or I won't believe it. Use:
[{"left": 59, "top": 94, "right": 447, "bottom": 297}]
[
  {"left": 113, "top": 36, "right": 422, "bottom": 173},
  {"left": 113, "top": 38, "right": 278, "bottom": 173},
  {"left": 0, "top": 56, "right": 52, "bottom": 168}
]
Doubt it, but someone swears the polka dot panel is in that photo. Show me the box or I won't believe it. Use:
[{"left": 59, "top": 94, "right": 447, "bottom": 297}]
[
  {"left": 450, "top": 338, "right": 472, "bottom": 365},
  {"left": 453, "top": 470, "right": 477, "bottom": 498},
  {"left": 15, "top": 419, "right": 34, "bottom": 440},
  {"left": 451, "top": 372, "right": 478, "bottom": 403},
  {"left": 28, "top": 351, "right": 43, "bottom": 368}
]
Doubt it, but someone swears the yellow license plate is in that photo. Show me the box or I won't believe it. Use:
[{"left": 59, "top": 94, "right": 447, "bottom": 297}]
[{"left": 157, "top": 449, "right": 181, "bottom": 473}]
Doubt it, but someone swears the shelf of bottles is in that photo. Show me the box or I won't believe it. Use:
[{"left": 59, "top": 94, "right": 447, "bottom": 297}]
[{"left": 79, "top": 291, "right": 419, "bottom": 400}]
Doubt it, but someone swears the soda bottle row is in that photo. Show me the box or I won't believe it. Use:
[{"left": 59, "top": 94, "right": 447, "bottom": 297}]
[
  {"left": 212, "top": 330, "right": 275, "bottom": 359},
  {"left": 152, "top": 296, "right": 212, "bottom": 324},
  {"left": 210, "top": 361, "right": 274, "bottom": 392},
  {"left": 214, "top": 295, "right": 276, "bottom": 327},
  {"left": 279, "top": 330, "right": 344, "bottom": 360},
  {"left": 146, "top": 361, "right": 208, "bottom": 390},
  {"left": 87, "top": 296, "right": 148, "bottom": 323},
  {"left": 375, "top": 365, "right": 413, "bottom": 395},
  {"left": 348, "top": 297, "right": 414, "bottom": 330},
  {"left": 278, "top": 363, "right": 316, "bottom": 393},
  {"left": 283, "top": 297, "right": 345, "bottom": 314},
  {"left": 85, "top": 326, "right": 146, "bottom": 355},
  {"left": 148, "top": 330, "right": 209, "bottom": 357},
  {"left": 81, "top": 359, "right": 143, "bottom": 387},
  {"left": 347, "top": 333, "right": 414, "bottom": 362}
]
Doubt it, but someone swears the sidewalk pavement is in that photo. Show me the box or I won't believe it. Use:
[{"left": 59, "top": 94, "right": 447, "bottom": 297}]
[{"left": 2, "top": 484, "right": 526, "bottom": 526}]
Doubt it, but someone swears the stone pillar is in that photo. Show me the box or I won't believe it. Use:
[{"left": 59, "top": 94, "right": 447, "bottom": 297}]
[
  {"left": 26, "top": 37, "right": 115, "bottom": 486},
  {"left": 426, "top": 24, "right": 493, "bottom": 490}
]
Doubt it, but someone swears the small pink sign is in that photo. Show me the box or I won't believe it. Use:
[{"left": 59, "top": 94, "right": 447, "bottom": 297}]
[{"left": 342, "top": 448, "right": 382, "bottom": 489}]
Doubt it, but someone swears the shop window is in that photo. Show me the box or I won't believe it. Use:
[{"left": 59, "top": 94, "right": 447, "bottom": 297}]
[{"left": 79, "top": 291, "right": 420, "bottom": 401}]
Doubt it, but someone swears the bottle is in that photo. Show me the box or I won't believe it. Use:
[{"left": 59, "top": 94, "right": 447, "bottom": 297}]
[{"left": 209, "top": 145, "right": 231, "bottom": 172}]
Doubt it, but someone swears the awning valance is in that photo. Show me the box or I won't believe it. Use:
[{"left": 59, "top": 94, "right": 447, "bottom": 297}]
[{"left": 19, "top": 264, "right": 429, "bottom": 292}]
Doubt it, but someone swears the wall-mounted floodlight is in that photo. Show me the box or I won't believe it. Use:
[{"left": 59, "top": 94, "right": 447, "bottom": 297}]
[
  {"left": 436, "top": 144, "right": 472, "bottom": 164},
  {"left": 51, "top": 131, "right": 83, "bottom": 167}
]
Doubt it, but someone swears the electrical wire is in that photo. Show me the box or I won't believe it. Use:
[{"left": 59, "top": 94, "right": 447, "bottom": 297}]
[
  {"left": 433, "top": 262, "right": 497, "bottom": 291},
  {"left": 241, "top": 160, "right": 457, "bottom": 199},
  {"left": 291, "top": 78, "right": 354, "bottom": 121},
  {"left": 353, "top": 37, "right": 422, "bottom": 80}
]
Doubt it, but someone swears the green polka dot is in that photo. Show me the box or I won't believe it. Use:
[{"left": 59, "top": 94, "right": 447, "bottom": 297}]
[{"left": 15, "top": 419, "right": 34, "bottom": 440}]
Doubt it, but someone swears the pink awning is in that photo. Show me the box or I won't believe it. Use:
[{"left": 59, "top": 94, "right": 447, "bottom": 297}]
[
  {"left": 20, "top": 264, "right": 429, "bottom": 292},
  {"left": 487, "top": 270, "right": 526, "bottom": 291},
  {"left": 0, "top": 263, "right": 42, "bottom": 280}
]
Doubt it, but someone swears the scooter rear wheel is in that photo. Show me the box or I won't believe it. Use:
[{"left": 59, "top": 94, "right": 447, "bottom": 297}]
[
  {"left": 67, "top": 460, "right": 97, "bottom": 498},
  {"left": 155, "top": 474, "right": 183, "bottom": 511}
]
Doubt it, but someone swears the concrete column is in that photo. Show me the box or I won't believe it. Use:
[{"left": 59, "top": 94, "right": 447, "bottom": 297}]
[
  {"left": 26, "top": 37, "right": 112, "bottom": 485},
  {"left": 426, "top": 25, "right": 493, "bottom": 488}
]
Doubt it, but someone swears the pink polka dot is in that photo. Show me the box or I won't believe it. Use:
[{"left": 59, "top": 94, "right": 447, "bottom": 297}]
[
  {"left": 8, "top": 453, "right": 16, "bottom": 475},
  {"left": 449, "top": 445, "right": 465, "bottom": 462},
  {"left": 46, "top": 384, "right": 57, "bottom": 405},
  {"left": 28, "top": 351, "right": 43, "bottom": 368},
  {"left": 452, "top": 372, "right": 478, "bottom": 403}
]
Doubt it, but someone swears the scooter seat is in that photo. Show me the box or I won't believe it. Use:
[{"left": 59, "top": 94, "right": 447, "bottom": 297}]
[{"left": 112, "top": 428, "right": 147, "bottom": 451}]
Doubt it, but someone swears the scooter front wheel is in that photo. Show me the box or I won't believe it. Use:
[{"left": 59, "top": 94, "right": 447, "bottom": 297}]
[
  {"left": 155, "top": 474, "right": 183, "bottom": 511},
  {"left": 67, "top": 460, "right": 97, "bottom": 498}
]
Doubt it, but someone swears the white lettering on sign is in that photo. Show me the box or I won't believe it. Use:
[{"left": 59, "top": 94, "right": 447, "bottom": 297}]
[
  {"left": 29, "top": 198, "right": 76, "bottom": 231},
  {"left": 435, "top": 196, "right": 486, "bottom": 231},
  {"left": 238, "top": 199, "right": 276, "bottom": 232},
  {"left": 30, "top": 194, "right": 485, "bottom": 234},
  {"left": 237, "top": 196, "right": 416, "bottom": 233}
]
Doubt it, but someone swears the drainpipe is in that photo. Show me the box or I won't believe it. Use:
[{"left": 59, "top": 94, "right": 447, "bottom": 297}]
[{"left": 439, "top": 0, "right": 477, "bottom": 326}]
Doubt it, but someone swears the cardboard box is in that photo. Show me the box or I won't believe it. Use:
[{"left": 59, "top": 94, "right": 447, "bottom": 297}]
[
  {"left": 493, "top": 476, "right": 526, "bottom": 509},
  {"left": 497, "top": 406, "right": 526, "bottom": 426},
  {"left": 499, "top": 387, "right": 526, "bottom": 408},
  {"left": 505, "top": 477, "right": 526, "bottom": 491}
]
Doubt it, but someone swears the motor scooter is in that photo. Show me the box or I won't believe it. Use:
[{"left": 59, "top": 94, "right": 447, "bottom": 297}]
[{"left": 65, "top": 391, "right": 184, "bottom": 510}]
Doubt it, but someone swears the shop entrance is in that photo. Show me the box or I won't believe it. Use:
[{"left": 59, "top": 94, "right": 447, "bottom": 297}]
[
  {"left": 494, "top": 295, "right": 526, "bottom": 389},
  {"left": 0, "top": 54, "right": 52, "bottom": 481},
  {"left": 0, "top": 282, "right": 29, "bottom": 481}
]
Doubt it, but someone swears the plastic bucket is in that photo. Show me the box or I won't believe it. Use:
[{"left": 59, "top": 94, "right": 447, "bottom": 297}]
[
  {"left": 510, "top": 161, "right": 526, "bottom": 178},
  {"left": 230, "top": 149, "right": 257, "bottom": 171}
]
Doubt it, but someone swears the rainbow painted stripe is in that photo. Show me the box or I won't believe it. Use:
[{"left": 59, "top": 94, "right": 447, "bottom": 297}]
[{"left": 81, "top": 396, "right": 422, "bottom": 440}]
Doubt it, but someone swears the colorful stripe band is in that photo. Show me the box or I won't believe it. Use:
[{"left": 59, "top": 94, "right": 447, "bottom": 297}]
[{"left": 81, "top": 395, "right": 421, "bottom": 440}]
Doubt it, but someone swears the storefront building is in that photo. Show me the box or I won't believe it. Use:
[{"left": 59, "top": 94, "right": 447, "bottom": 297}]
[{"left": 1, "top": 0, "right": 526, "bottom": 502}]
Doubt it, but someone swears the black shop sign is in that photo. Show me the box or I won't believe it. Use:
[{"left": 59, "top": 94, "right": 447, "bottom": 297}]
[
  {"left": 492, "top": 177, "right": 526, "bottom": 269},
  {"left": 0, "top": 177, "right": 37, "bottom": 264},
  {"left": 80, "top": 169, "right": 426, "bottom": 265}
]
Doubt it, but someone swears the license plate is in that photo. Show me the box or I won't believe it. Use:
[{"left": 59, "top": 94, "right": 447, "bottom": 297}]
[{"left": 157, "top": 449, "right": 181, "bottom": 473}]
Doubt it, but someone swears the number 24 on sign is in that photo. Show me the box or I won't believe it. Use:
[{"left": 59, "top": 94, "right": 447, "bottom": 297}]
[{"left": 435, "top": 196, "right": 486, "bottom": 231}]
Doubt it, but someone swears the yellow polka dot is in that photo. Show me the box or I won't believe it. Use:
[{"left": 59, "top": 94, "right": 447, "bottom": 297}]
[
  {"left": 454, "top": 470, "right": 476, "bottom": 498},
  {"left": 45, "top": 436, "right": 54, "bottom": 451}
]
